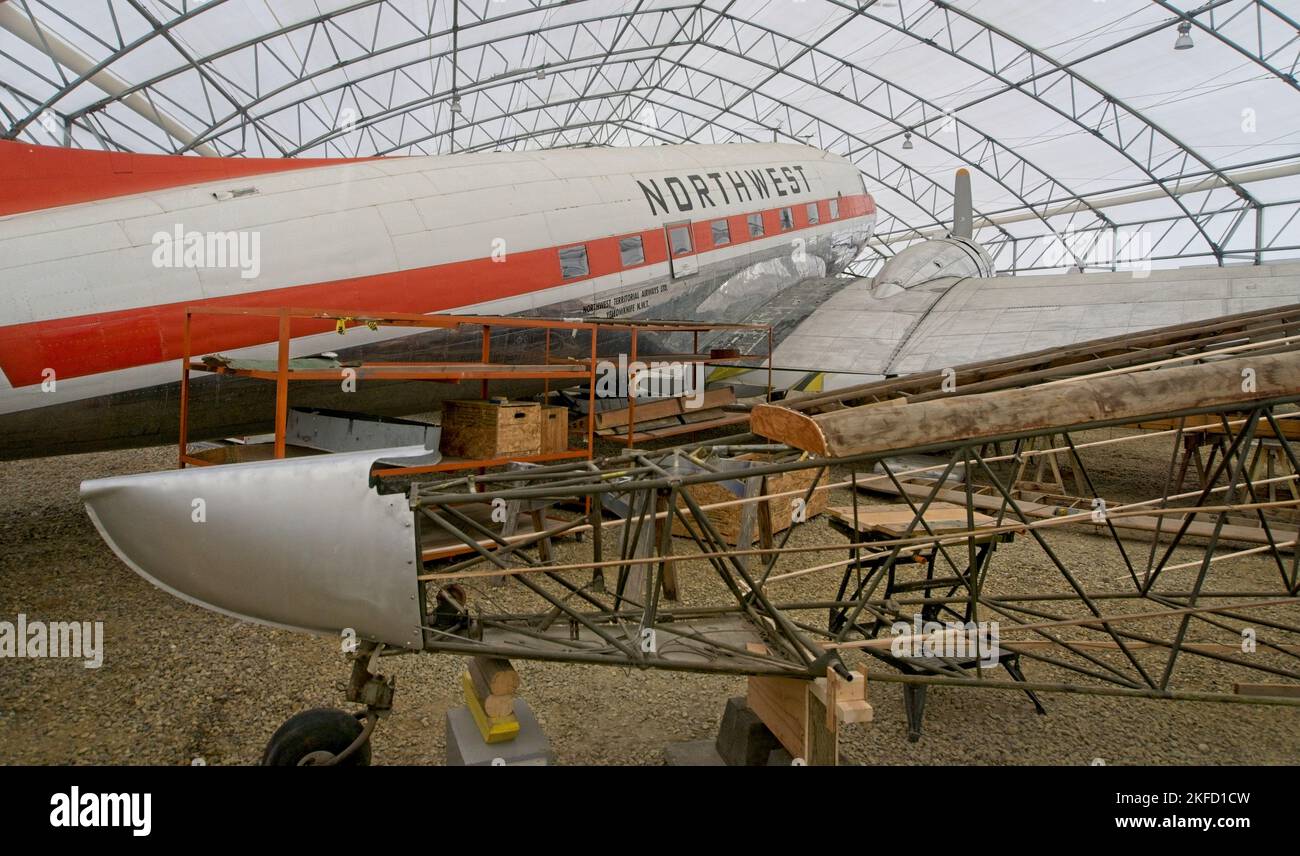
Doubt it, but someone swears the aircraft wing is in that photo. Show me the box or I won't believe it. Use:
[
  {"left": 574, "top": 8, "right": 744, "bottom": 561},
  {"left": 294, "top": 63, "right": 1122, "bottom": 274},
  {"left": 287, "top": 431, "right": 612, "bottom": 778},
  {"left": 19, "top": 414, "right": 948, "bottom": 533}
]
[{"left": 768, "top": 260, "right": 1300, "bottom": 393}]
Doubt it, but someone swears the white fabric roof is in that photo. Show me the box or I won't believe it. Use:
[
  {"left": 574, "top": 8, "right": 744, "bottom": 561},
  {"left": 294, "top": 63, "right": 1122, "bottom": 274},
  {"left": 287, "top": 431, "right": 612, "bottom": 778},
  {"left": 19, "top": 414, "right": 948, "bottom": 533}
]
[{"left": 1, "top": 0, "right": 1297, "bottom": 273}]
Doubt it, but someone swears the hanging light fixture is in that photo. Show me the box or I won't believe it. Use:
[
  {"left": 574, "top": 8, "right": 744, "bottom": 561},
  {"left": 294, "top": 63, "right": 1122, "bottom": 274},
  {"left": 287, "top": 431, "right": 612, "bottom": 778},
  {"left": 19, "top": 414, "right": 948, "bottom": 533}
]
[
  {"left": 536, "top": 66, "right": 546, "bottom": 80},
  {"left": 1174, "top": 21, "right": 1194, "bottom": 50},
  {"left": 450, "top": 93, "right": 463, "bottom": 114},
  {"left": 902, "top": 130, "right": 913, "bottom": 150}
]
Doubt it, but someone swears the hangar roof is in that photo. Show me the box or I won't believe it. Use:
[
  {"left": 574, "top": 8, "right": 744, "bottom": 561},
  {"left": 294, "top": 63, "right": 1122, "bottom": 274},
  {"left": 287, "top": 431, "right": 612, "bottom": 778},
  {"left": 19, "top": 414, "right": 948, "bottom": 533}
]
[{"left": 1, "top": 0, "right": 1297, "bottom": 273}]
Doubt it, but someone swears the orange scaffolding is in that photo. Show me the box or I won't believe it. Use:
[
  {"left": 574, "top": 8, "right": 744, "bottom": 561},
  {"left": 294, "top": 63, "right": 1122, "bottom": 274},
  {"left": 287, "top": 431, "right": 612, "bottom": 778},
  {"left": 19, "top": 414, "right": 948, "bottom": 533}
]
[{"left": 178, "top": 306, "right": 772, "bottom": 476}]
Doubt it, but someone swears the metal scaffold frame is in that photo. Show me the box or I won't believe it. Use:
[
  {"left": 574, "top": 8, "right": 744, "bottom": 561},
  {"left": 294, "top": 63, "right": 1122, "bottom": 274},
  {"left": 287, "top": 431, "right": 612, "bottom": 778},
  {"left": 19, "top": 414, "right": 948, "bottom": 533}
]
[{"left": 178, "top": 304, "right": 772, "bottom": 473}]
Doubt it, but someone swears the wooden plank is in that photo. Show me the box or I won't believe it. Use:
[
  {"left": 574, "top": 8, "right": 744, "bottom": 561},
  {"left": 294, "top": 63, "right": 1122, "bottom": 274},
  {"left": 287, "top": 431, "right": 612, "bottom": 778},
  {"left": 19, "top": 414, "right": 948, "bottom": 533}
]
[
  {"left": 619, "top": 413, "right": 750, "bottom": 442},
  {"left": 825, "top": 502, "right": 997, "bottom": 535},
  {"left": 540, "top": 405, "right": 570, "bottom": 453},
  {"left": 757, "top": 477, "right": 775, "bottom": 551},
  {"left": 803, "top": 689, "right": 838, "bottom": 766},
  {"left": 746, "top": 673, "right": 807, "bottom": 759},
  {"left": 656, "top": 491, "right": 678, "bottom": 601},
  {"left": 595, "top": 387, "right": 735, "bottom": 430},
  {"left": 734, "top": 476, "right": 761, "bottom": 570},
  {"left": 1234, "top": 682, "right": 1300, "bottom": 698}
]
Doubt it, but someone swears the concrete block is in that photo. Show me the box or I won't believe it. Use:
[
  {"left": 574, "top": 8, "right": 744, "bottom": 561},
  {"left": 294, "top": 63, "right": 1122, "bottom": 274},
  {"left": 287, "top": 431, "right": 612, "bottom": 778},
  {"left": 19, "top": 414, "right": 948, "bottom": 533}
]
[
  {"left": 767, "top": 746, "right": 796, "bottom": 766},
  {"left": 444, "top": 699, "right": 554, "bottom": 766},
  {"left": 715, "top": 695, "right": 783, "bottom": 767}
]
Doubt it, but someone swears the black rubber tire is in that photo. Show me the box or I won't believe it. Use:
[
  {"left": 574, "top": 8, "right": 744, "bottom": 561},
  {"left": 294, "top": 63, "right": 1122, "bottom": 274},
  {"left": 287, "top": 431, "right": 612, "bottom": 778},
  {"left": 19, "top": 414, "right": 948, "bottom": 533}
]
[{"left": 260, "top": 708, "right": 372, "bottom": 766}]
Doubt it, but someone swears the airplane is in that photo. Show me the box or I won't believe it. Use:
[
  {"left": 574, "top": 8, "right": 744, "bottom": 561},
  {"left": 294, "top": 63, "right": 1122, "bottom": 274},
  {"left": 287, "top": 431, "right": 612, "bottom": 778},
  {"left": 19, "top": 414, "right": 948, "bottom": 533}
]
[
  {"left": 8, "top": 140, "right": 1297, "bottom": 460},
  {"left": 42, "top": 139, "right": 1298, "bottom": 765},
  {"left": 0, "top": 139, "right": 875, "bottom": 459}
]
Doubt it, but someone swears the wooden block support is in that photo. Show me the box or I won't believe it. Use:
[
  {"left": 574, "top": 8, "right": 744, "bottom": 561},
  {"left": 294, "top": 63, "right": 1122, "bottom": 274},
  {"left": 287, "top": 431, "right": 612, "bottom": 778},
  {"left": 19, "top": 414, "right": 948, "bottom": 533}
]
[
  {"left": 468, "top": 656, "right": 520, "bottom": 696},
  {"left": 744, "top": 645, "right": 865, "bottom": 765},
  {"left": 803, "top": 690, "right": 838, "bottom": 767},
  {"left": 746, "top": 673, "right": 808, "bottom": 760},
  {"left": 467, "top": 656, "right": 521, "bottom": 719},
  {"left": 811, "top": 670, "right": 873, "bottom": 725},
  {"left": 461, "top": 671, "right": 520, "bottom": 744}
]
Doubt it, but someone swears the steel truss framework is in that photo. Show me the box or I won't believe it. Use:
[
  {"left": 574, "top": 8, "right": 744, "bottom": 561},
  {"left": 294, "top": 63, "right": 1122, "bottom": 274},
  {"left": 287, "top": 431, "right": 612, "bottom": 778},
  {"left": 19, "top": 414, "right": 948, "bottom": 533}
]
[
  {"left": 408, "top": 401, "right": 1300, "bottom": 704},
  {"left": 2, "top": 0, "right": 1297, "bottom": 273},
  {"left": 405, "top": 311, "right": 1300, "bottom": 707}
]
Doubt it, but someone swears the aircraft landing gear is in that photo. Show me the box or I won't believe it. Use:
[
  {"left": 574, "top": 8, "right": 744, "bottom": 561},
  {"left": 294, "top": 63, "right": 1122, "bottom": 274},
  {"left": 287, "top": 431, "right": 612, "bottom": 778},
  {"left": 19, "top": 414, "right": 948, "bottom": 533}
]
[
  {"left": 260, "top": 642, "right": 394, "bottom": 766},
  {"left": 261, "top": 708, "right": 374, "bottom": 766}
]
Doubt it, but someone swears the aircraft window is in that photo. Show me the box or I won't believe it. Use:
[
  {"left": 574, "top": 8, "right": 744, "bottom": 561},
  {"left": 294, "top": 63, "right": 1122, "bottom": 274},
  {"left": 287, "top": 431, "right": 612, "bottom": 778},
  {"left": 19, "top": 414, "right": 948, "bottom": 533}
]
[
  {"left": 559, "top": 244, "right": 590, "bottom": 278},
  {"left": 668, "top": 225, "right": 692, "bottom": 256},
  {"left": 779, "top": 207, "right": 794, "bottom": 230},
  {"left": 619, "top": 235, "right": 645, "bottom": 267},
  {"left": 711, "top": 219, "right": 731, "bottom": 246},
  {"left": 829, "top": 198, "right": 840, "bottom": 219},
  {"left": 747, "top": 213, "right": 764, "bottom": 237},
  {"left": 806, "top": 203, "right": 819, "bottom": 225}
]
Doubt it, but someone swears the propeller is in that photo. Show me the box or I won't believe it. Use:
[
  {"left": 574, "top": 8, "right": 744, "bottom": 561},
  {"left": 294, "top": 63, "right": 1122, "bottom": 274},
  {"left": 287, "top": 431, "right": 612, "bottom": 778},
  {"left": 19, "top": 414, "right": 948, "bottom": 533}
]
[{"left": 951, "top": 167, "right": 973, "bottom": 240}]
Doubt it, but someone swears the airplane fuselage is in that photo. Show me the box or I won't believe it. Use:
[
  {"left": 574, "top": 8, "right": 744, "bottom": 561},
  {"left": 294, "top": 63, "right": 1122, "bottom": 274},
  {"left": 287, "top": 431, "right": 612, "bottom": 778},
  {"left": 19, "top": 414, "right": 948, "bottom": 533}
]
[{"left": 0, "top": 141, "right": 874, "bottom": 458}]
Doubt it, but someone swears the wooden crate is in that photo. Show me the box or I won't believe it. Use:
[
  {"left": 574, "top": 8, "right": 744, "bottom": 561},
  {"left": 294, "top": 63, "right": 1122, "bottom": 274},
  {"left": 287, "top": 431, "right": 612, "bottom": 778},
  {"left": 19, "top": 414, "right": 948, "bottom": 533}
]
[
  {"left": 440, "top": 400, "right": 541, "bottom": 459},
  {"left": 672, "top": 454, "right": 828, "bottom": 544},
  {"left": 541, "top": 406, "right": 569, "bottom": 454}
]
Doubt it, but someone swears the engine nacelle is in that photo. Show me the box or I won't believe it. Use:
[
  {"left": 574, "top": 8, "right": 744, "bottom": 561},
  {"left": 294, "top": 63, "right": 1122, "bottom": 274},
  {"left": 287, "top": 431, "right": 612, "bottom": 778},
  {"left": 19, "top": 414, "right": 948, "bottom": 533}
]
[{"left": 871, "top": 236, "right": 995, "bottom": 298}]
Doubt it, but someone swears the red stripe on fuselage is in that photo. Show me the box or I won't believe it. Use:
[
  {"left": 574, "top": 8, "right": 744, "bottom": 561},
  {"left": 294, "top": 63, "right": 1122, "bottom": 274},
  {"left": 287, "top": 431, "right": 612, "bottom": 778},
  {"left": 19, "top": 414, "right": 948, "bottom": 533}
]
[
  {"left": 0, "top": 141, "right": 371, "bottom": 216},
  {"left": 0, "top": 193, "right": 873, "bottom": 388}
]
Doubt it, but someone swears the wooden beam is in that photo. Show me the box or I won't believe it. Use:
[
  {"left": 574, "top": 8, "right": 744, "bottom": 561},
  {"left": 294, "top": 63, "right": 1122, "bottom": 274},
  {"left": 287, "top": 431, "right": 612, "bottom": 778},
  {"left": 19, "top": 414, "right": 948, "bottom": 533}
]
[
  {"left": 746, "top": 672, "right": 807, "bottom": 759},
  {"left": 753, "top": 351, "right": 1300, "bottom": 459},
  {"left": 1234, "top": 682, "right": 1300, "bottom": 698},
  {"left": 468, "top": 656, "right": 520, "bottom": 696}
]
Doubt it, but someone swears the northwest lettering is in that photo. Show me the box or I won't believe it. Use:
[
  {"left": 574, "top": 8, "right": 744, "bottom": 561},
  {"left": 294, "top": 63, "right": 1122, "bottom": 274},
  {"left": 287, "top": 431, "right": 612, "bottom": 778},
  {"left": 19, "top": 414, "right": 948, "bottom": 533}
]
[{"left": 636, "top": 165, "right": 810, "bottom": 215}]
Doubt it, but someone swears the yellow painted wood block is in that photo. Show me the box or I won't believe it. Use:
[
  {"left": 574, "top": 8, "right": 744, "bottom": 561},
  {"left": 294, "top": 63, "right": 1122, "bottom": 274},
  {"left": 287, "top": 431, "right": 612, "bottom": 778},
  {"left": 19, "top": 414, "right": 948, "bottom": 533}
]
[{"left": 461, "top": 671, "right": 520, "bottom": 744}]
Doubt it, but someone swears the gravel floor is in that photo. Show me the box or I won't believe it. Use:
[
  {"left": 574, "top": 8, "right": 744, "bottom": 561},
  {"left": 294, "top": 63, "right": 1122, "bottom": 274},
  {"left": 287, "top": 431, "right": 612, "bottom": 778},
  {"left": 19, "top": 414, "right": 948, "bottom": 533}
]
[{"left": 1, "top": 427, "right": 1297, "bottom": 765}]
